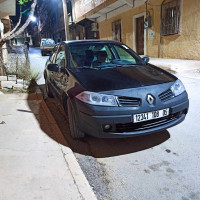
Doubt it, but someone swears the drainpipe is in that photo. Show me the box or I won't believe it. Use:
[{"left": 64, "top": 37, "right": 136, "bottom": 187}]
[
  {"left": 145, "top": 0, "right": 149, "bottom": 18},
  {"left": 158, "top": 0, "right": 166, "bottom": 58}
]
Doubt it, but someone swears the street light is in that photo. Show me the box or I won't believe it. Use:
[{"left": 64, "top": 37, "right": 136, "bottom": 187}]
[{"left": 30, "top": 16, "right": 37, "bottom": 22}]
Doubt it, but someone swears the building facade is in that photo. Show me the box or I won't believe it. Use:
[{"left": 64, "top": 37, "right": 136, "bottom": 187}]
[
  {"left": 73, "top": 0, "right": 200, "bottom": 60},
  {"left": 0, "top": 0, "right": 16, "bottom": 40},
  {"left": 0, "top": 0, "right": 16, "bottom": 75},
  {"left": 0, "top": 0, "right": 15, "bottom": 33}
]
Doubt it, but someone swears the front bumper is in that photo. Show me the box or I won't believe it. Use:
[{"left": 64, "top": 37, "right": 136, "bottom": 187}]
[{"left": 75, "top": 97, "right": 189, "bottom": 138}]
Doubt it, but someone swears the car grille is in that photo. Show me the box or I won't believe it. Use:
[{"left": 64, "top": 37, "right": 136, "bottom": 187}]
[
  {"left": 115, "top": 113, "right": 181, "bottom": 133},
  {"left": 159, "top": 89, "right": 174, "bottom": 102},
  {"left": 117, "top": 96, "right": 141, "bottom": 107}
]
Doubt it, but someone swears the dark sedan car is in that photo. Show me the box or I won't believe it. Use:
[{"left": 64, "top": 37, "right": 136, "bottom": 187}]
[{"left": 44, "top": 40, "right": 189, "bottom": 139}]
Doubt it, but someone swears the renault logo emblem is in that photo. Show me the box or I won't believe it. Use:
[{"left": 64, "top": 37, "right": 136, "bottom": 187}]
[{"left": 147, "top": 94, "right": 154, "bottom": 105}]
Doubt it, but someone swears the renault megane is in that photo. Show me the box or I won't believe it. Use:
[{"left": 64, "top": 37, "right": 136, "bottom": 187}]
[{"left": 44, "top": 40, "right": 189, "bottom": 139}]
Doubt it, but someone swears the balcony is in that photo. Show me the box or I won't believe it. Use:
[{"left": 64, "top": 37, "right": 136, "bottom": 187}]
[
  {"left": 74, "top": 0, "right": 146, "bottom": 23},
  {"left": 0, "top": 0, "right": 16, "bottom": 18}
]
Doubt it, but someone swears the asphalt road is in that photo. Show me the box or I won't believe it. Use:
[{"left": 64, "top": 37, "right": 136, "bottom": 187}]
[
  {"left": 29, "top": 47, "right": 49, "bottom": 85},
  {"left": 29, "top": 48, "right": 200, "bottom": 200}
]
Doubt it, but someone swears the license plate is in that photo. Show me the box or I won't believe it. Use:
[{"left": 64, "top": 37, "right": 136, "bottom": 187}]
[{"left": 133, "top": 108, "right": 170, "bottom": 123}]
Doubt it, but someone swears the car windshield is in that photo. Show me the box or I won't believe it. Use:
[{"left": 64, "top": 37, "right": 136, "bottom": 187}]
[{"left": 68, "top": 43, "right": 142, "bottom": 69}]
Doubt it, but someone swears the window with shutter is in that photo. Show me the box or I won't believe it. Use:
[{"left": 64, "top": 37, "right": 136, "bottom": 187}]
[
  {"left": 161, "top": 0, "right": 181, "bottom": 36},
  {"left": 112, "top": 20, "right": 121, "bottom": 42}
]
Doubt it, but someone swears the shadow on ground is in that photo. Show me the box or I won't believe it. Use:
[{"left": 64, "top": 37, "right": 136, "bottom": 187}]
[{"left": 27, "top": 88, "right": 170, "bottom": 158}]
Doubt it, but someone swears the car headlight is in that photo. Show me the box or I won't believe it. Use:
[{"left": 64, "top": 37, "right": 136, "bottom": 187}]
[
  {"left": 76, "top": 91, "right": 118, "bottom": 106},
  {"left": 171, "top": 79, "right": 185, "bottom": 96}
]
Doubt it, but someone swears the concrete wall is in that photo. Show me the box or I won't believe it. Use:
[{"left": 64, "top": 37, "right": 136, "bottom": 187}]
[{"left": 98, "top": 0, "right": 200, "bottom": 60}]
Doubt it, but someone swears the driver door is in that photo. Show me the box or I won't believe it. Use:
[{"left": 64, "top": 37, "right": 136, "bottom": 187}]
[{"left": 53, "top": 44, "right": 68, "bottom": 102}]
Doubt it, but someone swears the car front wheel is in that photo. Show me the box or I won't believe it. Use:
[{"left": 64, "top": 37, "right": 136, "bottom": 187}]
[{"left": 67, "top": 100, "right": 85, "bottom": 139}]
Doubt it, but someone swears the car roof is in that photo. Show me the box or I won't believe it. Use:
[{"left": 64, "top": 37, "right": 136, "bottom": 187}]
[
  {"left": 41, "top": 38, "right": 55, "bottom": 41},
  {"left": 58, "top": 40, "right": 123, "bottom": 45}
]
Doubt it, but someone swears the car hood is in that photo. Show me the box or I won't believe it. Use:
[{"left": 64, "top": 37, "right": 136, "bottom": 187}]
[{"left": 72, "top": 65, "right": 176, "bottom": 92}]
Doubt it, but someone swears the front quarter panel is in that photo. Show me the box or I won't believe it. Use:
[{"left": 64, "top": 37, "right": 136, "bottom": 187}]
[{"left": 63, "top": 69, "right": 85, "bottom": 98}]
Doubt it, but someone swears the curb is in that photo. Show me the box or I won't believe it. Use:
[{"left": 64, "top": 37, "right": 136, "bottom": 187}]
[{"left": 34, "top": 88, "right": 97, "bottom": 200}]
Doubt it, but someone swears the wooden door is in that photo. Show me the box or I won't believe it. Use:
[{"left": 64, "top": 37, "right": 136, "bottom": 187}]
[{"left": 136, "top": 16, "right": 144, "bottom": 55}]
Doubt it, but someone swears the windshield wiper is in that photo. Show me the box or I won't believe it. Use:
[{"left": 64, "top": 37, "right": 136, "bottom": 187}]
[
  {"left": 112, "top": 64, "right": 139, "bottom": 68},
  {"left": 78, "top": 64, "right": 139, "bottom": 70},
  {"left": 77, "top": 66, "right": 98, "bottom": 70}
]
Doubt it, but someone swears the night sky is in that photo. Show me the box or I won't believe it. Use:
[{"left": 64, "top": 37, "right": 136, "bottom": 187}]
[{"left": 10, "top": 1, "right": 33, "bottom": 24}]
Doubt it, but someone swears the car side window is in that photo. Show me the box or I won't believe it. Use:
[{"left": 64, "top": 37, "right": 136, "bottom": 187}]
[
  {"left": 49, "top": 45, "right": 59, "bottom": 62},
  {"left": 104, "top": 45, "right": 113, "bottom": 61},
  {"left": 114, "top": 45, "right": 137, "bottom": 64},
  {"left": 55, "top": 45, "right": 66, "bottom": 68}
]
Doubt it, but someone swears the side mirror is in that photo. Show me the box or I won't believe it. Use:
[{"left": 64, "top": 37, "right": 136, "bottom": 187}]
[
  {"left": 47, "top": 64, "right": 60, "bottom": 72},
  {"left": 142, "top": 57, "right": 150, "bottom": 64}
]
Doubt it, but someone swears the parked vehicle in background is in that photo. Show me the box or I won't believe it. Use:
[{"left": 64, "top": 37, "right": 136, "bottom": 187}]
[
  {"left": 40, "top": 38, "right": 55, "bottom": 56},
  {"left": 44, "top": 40, "right": 189, "bottom": 139}
]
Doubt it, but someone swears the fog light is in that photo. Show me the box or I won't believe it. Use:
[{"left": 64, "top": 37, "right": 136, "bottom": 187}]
[
  {"left": 104, "top": 124, "right": 111, "bottom": 130},
  {"left": 179, "top": 111, "right": 183, "bottom": 116}
]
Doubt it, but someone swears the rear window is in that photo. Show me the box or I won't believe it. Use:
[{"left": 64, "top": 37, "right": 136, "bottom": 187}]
[{"left": 41, "top": 39, "right": 55, "bottom": 45}]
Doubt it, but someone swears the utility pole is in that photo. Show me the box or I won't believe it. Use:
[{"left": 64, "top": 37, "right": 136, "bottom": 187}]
[{"left": 62, "top": 0, "right": 70, "bottom": 40}]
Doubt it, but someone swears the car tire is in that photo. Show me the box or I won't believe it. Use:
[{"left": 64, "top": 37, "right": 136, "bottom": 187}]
[
  {"left": 46, "top": 81, "right": 54, "bottom": 98},
  {"left": 67, "top": 100, "right": 85, "bottom": 139}
]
